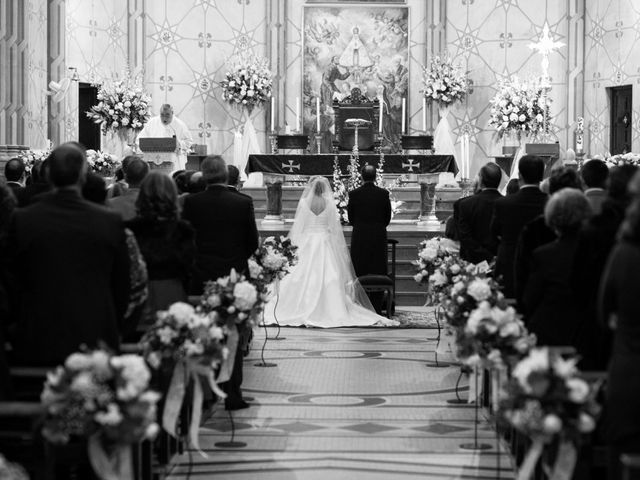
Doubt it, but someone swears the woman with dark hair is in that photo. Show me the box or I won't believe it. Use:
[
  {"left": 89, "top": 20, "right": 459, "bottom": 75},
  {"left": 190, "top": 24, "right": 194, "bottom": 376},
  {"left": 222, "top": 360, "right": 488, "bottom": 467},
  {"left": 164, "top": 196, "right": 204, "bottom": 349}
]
[
  {"left": 599, "top": 175, "right": 640, "bottom": 479},
  {"left": 127, "top": 171, "right": 196, "bottom": 332}
]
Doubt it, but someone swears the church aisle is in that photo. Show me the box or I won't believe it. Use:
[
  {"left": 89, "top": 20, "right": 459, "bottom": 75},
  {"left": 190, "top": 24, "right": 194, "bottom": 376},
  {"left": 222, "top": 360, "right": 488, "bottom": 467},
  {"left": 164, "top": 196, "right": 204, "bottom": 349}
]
[{"left": 168, "top": 327, "right": 513, "bottom": 479}]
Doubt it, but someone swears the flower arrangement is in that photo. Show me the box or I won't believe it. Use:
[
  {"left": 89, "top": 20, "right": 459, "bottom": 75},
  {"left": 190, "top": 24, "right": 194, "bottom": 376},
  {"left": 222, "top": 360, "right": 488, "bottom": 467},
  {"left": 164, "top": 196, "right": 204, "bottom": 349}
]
[
  {"left": 488, "top": 76, "right": 549, "bottom": 141},
  {"left": 87, "top": 70, "right": 152, "bottom": 134},
  {"left": 41, "top": 348, "right": 159, "bottom": 478},
  {"left": 220, "top": 53, "right": 273, "bottom": 110},
  {"left": 86, "top": 150, "right": 120, "bottom": 176},
  {"left": 422, "top": 53, "right": 469, "bottom": 107},
  {"left": 0, "top": 454, "right": 28, "bottom": 480},
  {"left": 499, "top": 348, "right": 601, "bottom": 478},
  {"left": 17, "top": 142, "right": 52, "bottom": 174},
  {"left": 604, "top": 152, "right": 640, "bottom": 168},
  {"left": 248, "top": 236, "right": 299, "bottom": 295},
  {"left": 456, "top": 301, "right": 536, "bottom": 369},
  {"left": 332, "top": 156, "right": 350, "bottom": 224},
  {"left": 413, "top": 236, "right": 460, "bottom": 285}
]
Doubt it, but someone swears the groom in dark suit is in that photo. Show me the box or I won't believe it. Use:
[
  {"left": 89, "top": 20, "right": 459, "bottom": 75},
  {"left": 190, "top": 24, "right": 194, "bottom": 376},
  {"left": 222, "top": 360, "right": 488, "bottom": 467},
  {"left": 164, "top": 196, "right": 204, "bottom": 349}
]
[
  {"left": 348, "top": 165, "right": 392, "bottom": 312},
  {"left": 182, "top": 155, "right": 259, "bottom": 411}
]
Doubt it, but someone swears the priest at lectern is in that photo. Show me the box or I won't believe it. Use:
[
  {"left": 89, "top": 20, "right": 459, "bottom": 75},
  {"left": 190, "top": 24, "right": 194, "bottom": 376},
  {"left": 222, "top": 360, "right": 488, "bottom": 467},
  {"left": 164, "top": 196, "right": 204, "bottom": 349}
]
[{"left": 138, "top": 104, "right": 193, "bottom": 170}]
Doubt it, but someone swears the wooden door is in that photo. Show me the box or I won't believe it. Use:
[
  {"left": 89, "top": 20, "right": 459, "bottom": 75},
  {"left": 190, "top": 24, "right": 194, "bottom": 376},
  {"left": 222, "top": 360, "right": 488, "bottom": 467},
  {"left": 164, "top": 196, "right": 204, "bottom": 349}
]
[{"left": 610, "top": 85, "right": 632, "bottom": 154}]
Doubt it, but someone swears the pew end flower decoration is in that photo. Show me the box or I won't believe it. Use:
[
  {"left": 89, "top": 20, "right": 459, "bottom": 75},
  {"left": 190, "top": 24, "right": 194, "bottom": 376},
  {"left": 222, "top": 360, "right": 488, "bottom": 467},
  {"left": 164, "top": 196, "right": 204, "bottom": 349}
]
[
  {"left": 220, "top": 53, "right": 273, "bottom": 111},
  {"left": 422, "top": 54, "right": 470, "bottom": 107},
  {"left": 248, "top": 235, "right": 299, "bottom": 296},
  {"left": 413, "top": 236, "right": 460, "bottom": 285},
  {"left": 18, "top": 141, "right": 53, "bottom": 174},
  {"left": 86, "top": 150, "right": 120, "bottom": 177},
  {"left": 41, "top": 348, "right": 159, "bottom": 479},
  {"left": 499, "top": 348, "right": 601, "bottom": 479}
]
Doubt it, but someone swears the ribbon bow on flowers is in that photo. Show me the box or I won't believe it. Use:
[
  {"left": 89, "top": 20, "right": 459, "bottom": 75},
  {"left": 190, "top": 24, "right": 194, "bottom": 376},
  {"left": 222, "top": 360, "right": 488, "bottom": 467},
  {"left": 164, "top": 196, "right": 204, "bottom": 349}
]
[
  {"left": 500, "top": 348, "right": 601, "bottom": 480},
  {"left": 141, "top": 302, "right": 229, "bottom": 454}
]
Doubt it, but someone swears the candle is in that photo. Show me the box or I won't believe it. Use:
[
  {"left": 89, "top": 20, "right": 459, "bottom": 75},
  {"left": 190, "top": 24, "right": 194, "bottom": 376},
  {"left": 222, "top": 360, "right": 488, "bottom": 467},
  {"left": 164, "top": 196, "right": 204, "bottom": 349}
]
[
  {"left": 271, "top": 97, "right": 275, "bottom": 133},
  {"left": 459, "top": 136, "right": 465, "bottom": 179},
  {"left": 422, "top": 97, "right": 427, "bottom": 133},
  {"left": 378, "top": 96, "right": 383, "bottom": 134},
  {"left": 316, "top": 97, "right": 321, "bottom": 132},
  {"left": 401, "top": 98, "right": 406, "bottom": 134},
  {"left": 295, "top": 97, "right": 300, "bottom": 132}
]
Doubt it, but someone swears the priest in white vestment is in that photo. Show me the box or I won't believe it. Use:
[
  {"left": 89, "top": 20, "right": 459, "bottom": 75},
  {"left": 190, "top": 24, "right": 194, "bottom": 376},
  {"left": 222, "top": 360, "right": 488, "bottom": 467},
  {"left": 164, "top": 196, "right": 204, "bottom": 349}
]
[{"left": 138, "top": 104, "right": 193, "bottom": 170}]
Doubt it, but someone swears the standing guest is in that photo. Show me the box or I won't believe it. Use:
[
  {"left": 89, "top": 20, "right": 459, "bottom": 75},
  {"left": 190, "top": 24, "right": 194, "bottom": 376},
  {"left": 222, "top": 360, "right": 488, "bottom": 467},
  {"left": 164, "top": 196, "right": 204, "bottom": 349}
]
[
  {"left": 0, "top": 184, "right": 16, "bottom": 399},
  {"left": 108, "top": 155, "right": 134, "bottom": 199},
  {"left": 491, "top": 155, "right": 547, "bottom": 298},
  {"left": 454, "top": 162, "right": 503, "bottom": 264},
  {"left": 227, "top": 165, "right": 244, "bottom": 192},
  {"left": 82, "top": 172, "right": 108, "bottom": 204},
  {"left": 347, "top": 165, "right": 392, "bottom": 313},
  {"left": 20, "top": 158, "right": 51, "bottom": 207},
  {"left": 5, "top": 143, "right": 130, "bottom": 366},
  {"left": 506, "top": 178, "right": 520, "bottom": 196},
  {"left": 522, "top": 188, "right": 592, "bottom": 345},
  {"left": 572, "top": 164, "right": 638, "bottom": 370},
  {"left": 581, "top": 159, "right": 609, "bottom": 215},
  {"left": 4, "top": 158, "right": 26, "bottom": 199},
  {"left": 128, "top": 171, "right": 195, "bottom": 331},
  {"left": 108, "top": 157, "right": 149, "bottom": 221},
  {"left": 188, "top": 171, "right": 206, "bottom": 194},
  {"left": 599, "top": 192, "right": 640, "bottom": 480},
  {"left": 182, "top": 155, "right": 258, "bottom": 411},
  {"left": 514, "top": 167, "right": 582, "bottom": 305}
]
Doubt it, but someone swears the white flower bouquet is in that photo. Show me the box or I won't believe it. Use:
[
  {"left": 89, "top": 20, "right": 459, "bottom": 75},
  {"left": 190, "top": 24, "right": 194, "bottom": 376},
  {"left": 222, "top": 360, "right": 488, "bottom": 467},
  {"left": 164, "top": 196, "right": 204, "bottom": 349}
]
[
  {"left": 87, "top": 70, "right": 151, "bottom": 134},
  {"left": 41, "top": 348, "right": 159, "bottom": 479},
  {"left": 332, "top": 156, "right": 350, "bottom": 224},
  {"left": 413, "top": 236, "right": 460, "bottom": 285},
  {"left": 248, "top": 236, "right": 299, "bottom": 295},
  {"left": 604, "top": 152, "right": 640, "bottom": 168},
  {"left": 17, "top": 141, "right": 52, "bottom": 174},
  {"left": 422, "top": 54, "right": 469, "bottom": 107},
  {"left": 220, "top": 53, "right": 273, "bottom": 111},
  {"left": 0, "top": 454, "right": 28, "bottom": 480},
  {"left": 456, "top": 301, "right": 536, "bottom": 369},
  {"left": 489, "top": 76, "right": 549, "bottom": 141},
  {"left": 86, "top": 149, "right": 120, "bottom": 177}
]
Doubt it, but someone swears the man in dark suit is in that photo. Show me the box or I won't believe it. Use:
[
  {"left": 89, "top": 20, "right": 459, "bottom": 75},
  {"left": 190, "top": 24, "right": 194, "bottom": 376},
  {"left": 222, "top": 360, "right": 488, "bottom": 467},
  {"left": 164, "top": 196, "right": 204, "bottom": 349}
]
[
  {"left": 490, "top": 155, "right": 547, "bottom": 299},
  {"left": 580, "top": 158, "right": 608, "bottom": 215},
  {"left": 4, "top": 158, "right": 26, "bottom": 200},
  {"left": 348, "top": 165, "right": 392, "bottom": 312},
  {"left": 182, "top": 156, "right": 259, "bottom": 411},
  {"left": 454, "top": 162, "right": 502, "bottom": 264},
  {"left": 227, "top": 165, "right": 245, "bottom": 193},
  {"left": 6, "top": 143, "right": 130, "bottom": 366},
  {"left": 107, "top": 156, "right": 149, "bottom": 221}
]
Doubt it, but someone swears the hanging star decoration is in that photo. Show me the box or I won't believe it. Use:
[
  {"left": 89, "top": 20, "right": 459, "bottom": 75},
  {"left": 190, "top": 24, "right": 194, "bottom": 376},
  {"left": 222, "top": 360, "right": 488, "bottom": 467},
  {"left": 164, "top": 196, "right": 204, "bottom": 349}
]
[{"left": 528, "top": 22, "right": 564, "bottom": 84}]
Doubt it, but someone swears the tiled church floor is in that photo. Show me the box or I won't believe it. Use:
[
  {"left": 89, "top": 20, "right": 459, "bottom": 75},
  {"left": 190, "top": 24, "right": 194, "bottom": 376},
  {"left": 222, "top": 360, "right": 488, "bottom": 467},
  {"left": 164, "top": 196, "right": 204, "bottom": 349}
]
[{"left": 168, "top": 327, "right": 514, "bottom": 479}]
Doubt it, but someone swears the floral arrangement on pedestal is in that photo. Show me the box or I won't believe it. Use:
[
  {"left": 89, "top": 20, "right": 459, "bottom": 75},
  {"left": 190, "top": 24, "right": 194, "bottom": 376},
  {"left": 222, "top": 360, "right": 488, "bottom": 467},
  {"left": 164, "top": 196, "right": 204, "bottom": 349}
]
[
  {"left": 220, "top": 53, "right": 273, "bottom": 111},
  {"left": 248, "top": 236, "right": 299, "bottom": 297},
  {"left": 421, "top": 54, "right": 469, "bottom": 107},
  {"left": 413, "top": 236, "right": 460, "bottom": 286},
  {"left": 17, "top": 141, "right": 52, "bottom": 174},
  {"left": 140, "top": 302, "right": 228, "bottom": 450},
  {"left": 489, "top": 76, "right": 550, "bottom": 141},
  {"left": 86, "top": 70, "right": 151, "bottom": 147},
  {"left": 41, "top": 348, "right": 160, "bottom": 480},
  {"left": 0, "top": 454, "right": 28, "bottom": 480},
  {"left": 456, "top": 301, "right": 536, "bottom": 369},
  {"left": 604, "top": 152, "right": 640, "bottom": 168},
  {"left": 86, "top": 150, "right": 120, "bottom": 177},
  {"left": 499, "top": 348, "right": 601, "bottom": 479}
]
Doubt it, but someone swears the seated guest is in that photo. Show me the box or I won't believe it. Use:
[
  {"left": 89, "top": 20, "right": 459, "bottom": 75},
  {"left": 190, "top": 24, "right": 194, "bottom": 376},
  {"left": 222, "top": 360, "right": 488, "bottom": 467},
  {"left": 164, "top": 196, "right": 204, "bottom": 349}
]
[
  {"left": 581, "top": 159, "right": 609, "bottom": 215},
  {"left": 523, "top": 188, "right": 592, "bottom": 345},
  {"left": 5, "top": 143, "right": 130, "bottom": 366},
  {"left": 4, "top": 158, "right": 26, "bottom": 199},
  {"left": 182, "top": 155, "right": 258, "bottom": 411},
  {"left": 108, "top": 156, "right": 149, "bottom": 221},
  {"left": 599, "top": 192, "right": 640, "bottom": 479},
  {"left": 572, "top": 164, "right": 638, "bottom": 370},
  {"left": 127, "top": 171, "right": 195, "bottom": 330},
  {"left": 514, "top": 167, "right": 582, "bottom": 304},
  {"left": 82, "top": 172, "right": 108, "bottom": 204},
  {"left": 455, "top": 162, "right": 502, "bottom": 264},
  {"left": 506, "top": 178, "right": 520, "bottom": 196},
  {"left": 19, "top": 158, "right": 51, "bottom": 206},
  {"left": 491, "top": 155, "right": 547, "bottom": 298}
]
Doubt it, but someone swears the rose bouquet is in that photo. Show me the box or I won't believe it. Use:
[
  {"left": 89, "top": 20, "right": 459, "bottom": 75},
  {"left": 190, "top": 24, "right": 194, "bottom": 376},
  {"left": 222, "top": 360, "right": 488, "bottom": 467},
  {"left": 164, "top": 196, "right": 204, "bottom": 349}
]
[
  {"left": 499, "top": 348, "right": 601, "bottom": 479},
  {"left": 456, "top": 301, "right": 536, "bottom": 369},
  {"left": 422, "top": 54, "right": 469, "bottom": 107},
  {"left": 489, "top": 76, "right": 549, "bottom": 141},
  {"left": 248, "top": 236, "right": 299, "bottom": 295},
  {"left": 86, "top": 150, "right": 120, "bottom": 176},
  {"left": 87, "top": 70, "right": 151, "bottom": 134},
  {"left": 220, "top": 53, "right": 273, "bottom": 111},
  {"left": 413, "top": 236, "right": 460, "bottom": 285},
  {"left": 41, "top": 348, "right": 159, "bottom": 479}
]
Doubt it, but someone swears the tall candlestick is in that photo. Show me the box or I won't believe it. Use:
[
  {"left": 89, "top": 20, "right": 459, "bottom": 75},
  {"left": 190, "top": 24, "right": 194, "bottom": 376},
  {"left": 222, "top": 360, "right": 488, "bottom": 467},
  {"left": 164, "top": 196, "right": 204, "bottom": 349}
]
[
  {"left": 270, "top": 97, "right": 275, "bottom": 133},
  {"left": 316, "top": 97, "right": 321, "bottom": 132},
  {"left": 401, "top": 98, "right": 406, "bottom": 134},
  {"left": 378, "top": 97, "right": 383, "bottom": 134},
  {"left": 422, "top": 97, "right": 427, "bottom": 133},
  {"left": 295, "top": 97, "right": 300, "bottom": 132}
]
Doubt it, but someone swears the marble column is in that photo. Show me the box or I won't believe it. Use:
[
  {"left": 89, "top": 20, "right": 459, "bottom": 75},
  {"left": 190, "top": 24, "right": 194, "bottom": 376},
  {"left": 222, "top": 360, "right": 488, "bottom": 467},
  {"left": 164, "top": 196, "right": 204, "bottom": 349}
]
[
  {"left": 417, "top": 173, "right": 441, "bottom": 230},
  {"left": 262, "top": 173, "right": 286, "bottom": 225},
  {"left": 47, "top": 0, "right": 66, "bottom": 146}
]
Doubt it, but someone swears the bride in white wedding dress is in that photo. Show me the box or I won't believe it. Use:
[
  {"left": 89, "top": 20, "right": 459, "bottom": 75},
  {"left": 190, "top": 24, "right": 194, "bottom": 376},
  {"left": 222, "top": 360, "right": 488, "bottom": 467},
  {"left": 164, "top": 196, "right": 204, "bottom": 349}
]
[{"left": 263, "top": 176, "right": 397, "bottom": 328}]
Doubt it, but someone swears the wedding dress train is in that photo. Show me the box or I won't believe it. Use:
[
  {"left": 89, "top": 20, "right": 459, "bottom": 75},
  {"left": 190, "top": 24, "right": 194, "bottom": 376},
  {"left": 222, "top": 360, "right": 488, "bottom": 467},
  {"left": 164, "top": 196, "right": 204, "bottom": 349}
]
[{"left": 263, "top": 177, "right": 397, "bottom": 328}]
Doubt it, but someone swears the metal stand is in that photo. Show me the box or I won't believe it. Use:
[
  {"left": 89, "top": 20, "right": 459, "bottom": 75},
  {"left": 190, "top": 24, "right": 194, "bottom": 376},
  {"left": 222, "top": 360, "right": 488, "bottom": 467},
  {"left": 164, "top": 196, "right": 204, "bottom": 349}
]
[
  {"left": 426, "top": 307, "right": 447, "bottom": 368},
  {"left": 460, "top": 367, "right": 492, "bottom": 451},
  {"left": 269, "top": 283, "right": 286, "bottom": 341},
  {"left": 314, "top": 134, "right": 323, "bottom": 154},
  {"left": 214, "top": 410, "right": 247, "bottom": 449},
  {"left": 254, "top": 311, "right": 277, "bottom": 368},
  {"left": 446, "top": 368, "right": 468, "bottom": 404}
]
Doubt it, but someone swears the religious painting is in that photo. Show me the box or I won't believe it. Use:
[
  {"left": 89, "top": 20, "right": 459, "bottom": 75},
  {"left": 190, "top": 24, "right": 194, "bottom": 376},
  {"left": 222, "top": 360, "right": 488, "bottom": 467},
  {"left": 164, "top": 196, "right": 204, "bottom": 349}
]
[{"left": 303, "top": 5, "right": 409, "bottom": 152}]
